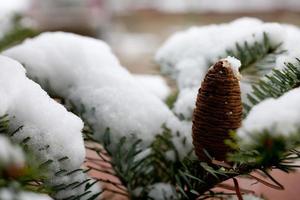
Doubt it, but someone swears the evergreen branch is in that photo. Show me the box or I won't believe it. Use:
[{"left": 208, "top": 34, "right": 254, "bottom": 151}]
[
  {"left": 244, "top": 59, "right": 300, "bottom": 113},
  {"left": 150, "top": 128, "right": 300, "bottom": 199},
  {"left": 225, "top": 32, "right": 283, "bottom": 73},
  {"left": 165, "top": 90, "right": 179, "bottom": 109},
  {"left": 0, "top": 114, "right": 99, "bottom": 199}
]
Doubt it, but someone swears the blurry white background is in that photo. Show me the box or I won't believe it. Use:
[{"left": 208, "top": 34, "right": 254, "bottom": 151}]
[{"left": 1, "top": 0, "right": 300, "bottom": 73}]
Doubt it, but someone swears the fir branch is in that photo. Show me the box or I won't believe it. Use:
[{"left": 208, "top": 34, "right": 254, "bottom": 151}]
[
  {"left": 244, "top": 59, "right": 300, "bottom": 113},
  {"left": 165, "top": 90, "right": 179, "bottom": 109},
  {"left": 225, "top": 32, "right": 283, "bottom": 73},
  {"left": 149, "top": 128, "right": 300, "bottom": 199},
  {"left": 0, "top": 114, "right": 98, "bottom": 199}
]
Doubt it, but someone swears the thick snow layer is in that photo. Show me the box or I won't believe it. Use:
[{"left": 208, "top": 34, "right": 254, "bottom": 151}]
[
  {"left": 0, "top": 135, "right": 24, "bottom": 167},
  {"left": 238, "top": 87, "right": 300, "bottom": 139},
  {"left": 4, "top": 32, "right": 122, "bottom": 95},
  {"left": 0, "top": 56, "right": 90, "bottom": 198},
  {"left": 156, "top": 17, "right": 283, "bottom": 89},
  {"left": 3, "top": 32, "right": 176, "bottom": 145},
  {"left": 275, "top": 25, "right": 300, "bottom": 70},
  {"left": 133, "top": 74, "right": 170, "bottom": 100},
  {"left": 173, "top": 88, "right": 197, "bottom": 120},
  {"left": 0, "top": 189, "right": 53, "bottom": 200},
  {"left": 69, "top": 86, "right": 172, "bottom": 143},
  {"left": 0, "top": 56, "right": 85, "bottom": 170}
]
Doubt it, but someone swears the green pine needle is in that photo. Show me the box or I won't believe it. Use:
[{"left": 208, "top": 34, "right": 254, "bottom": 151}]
[{"left": 244, "top": 59, "right": 300, "bottom": 113}]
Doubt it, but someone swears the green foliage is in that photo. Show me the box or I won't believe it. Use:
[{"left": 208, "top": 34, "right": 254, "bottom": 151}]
[
  {"left": 165, "top": 90, "right": 179, "bottom": 109},
  {"left": 82, "top": 116, "right": 300, "bottom": 200},
  {"left": 244, "top": 60, "right": 300, "bottom": 113},
  {"left": 86, "top": 128, "right": 176, "bottom": 199},
  {"left": 229, "top": 130, "right": 300, "bottom": 172},
  {"left": 225, "top": 32, "right": 283, "bottom": 73},
  {"left": 170, "top": 127, "right": 300, "bottom": 199}
]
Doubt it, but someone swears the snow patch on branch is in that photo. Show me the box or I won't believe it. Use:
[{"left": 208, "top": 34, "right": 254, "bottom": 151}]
[
  {"left": 133, "top": 74, "right": 171, "bottom": 100},
  {"left": 238, "top": 87, "right": 300, "bottom": 139},
  {"left": 0, "top": 188, "right": 53, "bottom": 200},
  {"left": 3, "top": 32, "right": 178, "bottom": 146},
  {"left": 0, "top": 56, "right": 85, "bottom": 170},
  {"left": 0, "top": 56, "right": 95, "bottom": 198},
  {"left": 156, "top": 17, "right": 283, "bottom": 88}
]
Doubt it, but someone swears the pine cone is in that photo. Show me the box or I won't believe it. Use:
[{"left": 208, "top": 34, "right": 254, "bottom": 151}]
[
  {"left": 3, "top": 164, "right": 27, "bottom": 179},
  {"left": 192, "top": 59, "right": 242, "bottom": 162}
]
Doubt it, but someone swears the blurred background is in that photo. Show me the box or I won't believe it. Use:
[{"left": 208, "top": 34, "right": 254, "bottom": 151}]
[{"left": 1, "top": 0, "right": 300, "bottom": 74}]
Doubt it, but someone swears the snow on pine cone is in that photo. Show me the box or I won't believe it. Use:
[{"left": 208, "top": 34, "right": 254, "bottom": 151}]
[{"left": 192, "top": 57, "right": 242, "bottom": 162}]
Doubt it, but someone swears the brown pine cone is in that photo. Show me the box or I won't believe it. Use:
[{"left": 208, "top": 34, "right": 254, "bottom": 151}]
[
  {"left": 3, "top": 164, "right": 27, "bottom": 179},
  {"left": 192, "top": 59, "right": 242, "bottom": 162}
]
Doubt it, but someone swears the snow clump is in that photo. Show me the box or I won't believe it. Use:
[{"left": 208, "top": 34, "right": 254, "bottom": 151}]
[{"left": 3, "top": 32, "right": 180, "bottom": 146}]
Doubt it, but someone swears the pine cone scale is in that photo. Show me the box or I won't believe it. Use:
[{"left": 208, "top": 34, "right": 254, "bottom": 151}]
[{"left": 192, "top": 59, "right": 242, "bottom": 162}]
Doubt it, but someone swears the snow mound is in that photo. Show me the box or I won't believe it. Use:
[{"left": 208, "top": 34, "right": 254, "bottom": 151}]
[
  {"left": 133, "top": 74, "right": 170, "bottom": 100},
  {"left": 156, "top": 17, "right": 283, "bottom": 88},
  {"left": 0, "top": 55, "right": 85, "bottom": 169},
  {"left": 0, "top": 55, "right": 91, "bottom": 198},
  {"left": 0, "top": 188, "right": 53, "bottom": 200},
  {"left": 238, "top": 87, "right": 300, "bottom": 139},
  {"left": 3, "top": 32, "right": 176, "bottom": 145}
]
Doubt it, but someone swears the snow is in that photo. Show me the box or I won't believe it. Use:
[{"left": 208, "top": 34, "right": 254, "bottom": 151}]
[
  {"left": 148, "top": 183, "right": 177, "bottom": 200},
  {"left": 155, "top": 18, "right": 288, "bottom": 120},
  {"left": 0, "top": 135, "right": 24, "bottom": 167},
  {"left": 156, "top": 17, "right": 283, "bottom": 85},
  {"left": 275, "top": 24, "right": 300, "bottom": 70},
  {"left": 238, "top": 87, "right": 300, "bottom": 140},
  {"left": 133, "top": 74, "right": 170, "bottom": 100},
  {"left": 69, "top": 86, "right": 172, "bottom": 143},
  {"left": 4, "top": 32, "right": 121, "bottom": 96},
  {"left": 173, "top": 88, "right": 197, "bottom": 120},
  {"left": 3, "top": 32, "right": 176, "bottom": 146},
  {"left": 222, "top": 56, "right": 242, "bottom": 79},
  {"left": 166, "top": 116, "right": 193, "bottom": 159},
  {"left": 0, "top": 55, "right": 91, "bottom": 198},
  {"left": 0, "top": 189, "right": 53, "bottom": 200}
]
